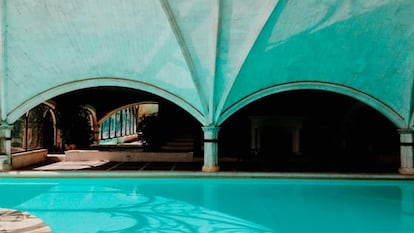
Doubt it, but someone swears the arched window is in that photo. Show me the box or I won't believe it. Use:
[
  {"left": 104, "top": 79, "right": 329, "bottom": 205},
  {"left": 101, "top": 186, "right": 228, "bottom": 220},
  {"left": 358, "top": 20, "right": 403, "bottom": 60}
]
[
  {"left": 98, "top": 103, "right": 158, "bottom": 145},
  {"left": 11, "top": 103, "right": 56, "bottom": 153}
]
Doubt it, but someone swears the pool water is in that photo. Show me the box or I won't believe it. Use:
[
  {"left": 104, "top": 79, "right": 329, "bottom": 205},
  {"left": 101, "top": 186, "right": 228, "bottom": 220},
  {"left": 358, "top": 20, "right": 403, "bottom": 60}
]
[{"left": 0, "top": 178, "right": 413, "bottom": 233}]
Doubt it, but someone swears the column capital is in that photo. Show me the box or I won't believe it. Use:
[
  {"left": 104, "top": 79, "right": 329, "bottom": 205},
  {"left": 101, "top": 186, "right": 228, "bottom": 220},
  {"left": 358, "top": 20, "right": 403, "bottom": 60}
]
[
  {"left": 202, "top": 125, "right": 220, "bottom": 139},
  {"left": 398, "top": 128, "right": 414, "bottom": 144},
  {"left": 398, "top": 128, "right": 414, "bottom": 175},
  {"left": 0, "top": 122, "right": 12, "bottom": 138},
  {"left": 398, "top": 128, "right": 414, "bottom": 134},
  {"left": 0, "top": 122, "right": 12, "bottom": 170},
  {"left": 0, "top": 122, "right": 13, "bottom": 128}
]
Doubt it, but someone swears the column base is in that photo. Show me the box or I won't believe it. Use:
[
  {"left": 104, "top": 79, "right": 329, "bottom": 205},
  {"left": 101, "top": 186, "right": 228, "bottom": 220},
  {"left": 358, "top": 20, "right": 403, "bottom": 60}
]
[
  {"left": 202, "top": 165, "right": 220, "bottom": 173},
  {"left": 399, "top": 167, "right": 414, "bottom": 175}
]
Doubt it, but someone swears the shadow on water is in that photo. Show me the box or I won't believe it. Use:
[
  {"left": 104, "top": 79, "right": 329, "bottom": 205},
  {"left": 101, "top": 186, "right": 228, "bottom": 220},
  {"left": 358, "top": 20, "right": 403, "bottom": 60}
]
[
  {"left": 1, "top": 178, "right": 413, "bottom": 232},
  {"left": 7, "top": 180, "right": 272, "bottom": 233}
]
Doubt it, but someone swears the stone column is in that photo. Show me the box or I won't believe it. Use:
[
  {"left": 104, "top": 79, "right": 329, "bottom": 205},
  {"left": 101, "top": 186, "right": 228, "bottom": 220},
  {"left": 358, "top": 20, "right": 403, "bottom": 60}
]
[
  {"left": 292, "top": 127, "right": 300, "bottom": 155},
  {"left": 398, "top": 129, "right": 414, "bottom": 175},
  {"left": 0, "top": 123, "right": 13, "bottom": 171},
  {"left": 202, "top": 126, "right": 220, "bottom": 172}
]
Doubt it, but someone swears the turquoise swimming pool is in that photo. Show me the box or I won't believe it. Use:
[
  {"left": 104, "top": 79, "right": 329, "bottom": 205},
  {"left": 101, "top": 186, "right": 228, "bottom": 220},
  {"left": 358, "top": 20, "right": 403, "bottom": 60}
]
[{"left": 1, "top": 177, "right": 413, "bottom": 233}]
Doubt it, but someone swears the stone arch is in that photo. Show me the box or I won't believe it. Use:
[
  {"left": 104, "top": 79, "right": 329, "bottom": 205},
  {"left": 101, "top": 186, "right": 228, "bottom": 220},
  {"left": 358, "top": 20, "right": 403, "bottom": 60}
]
[
  {"left": 217, "top": 81, "right": 405, "bottom": 128},
  {"left": 42, "top": 107, "right": 57, "bottom": 151},
  {"left": 97, "top": 101, "right": 157, "bottom": 142},
  {"left": 79, "top": 104, "right": 99, "bottom": 144},
  {"left": 78, "top": 104, "right": 98, "bottom": 145},
  {"left": 79, "top": 105, "right": 97, "bottom": 128},
  {"left": 6, "top": 77, "right": 206, "bottom": 125},
  {"left": 15, "top": 103, "right": 54, "bottom": 151},
  {"left": 98, "top": 101, "right": 158, "bottom": 125}
]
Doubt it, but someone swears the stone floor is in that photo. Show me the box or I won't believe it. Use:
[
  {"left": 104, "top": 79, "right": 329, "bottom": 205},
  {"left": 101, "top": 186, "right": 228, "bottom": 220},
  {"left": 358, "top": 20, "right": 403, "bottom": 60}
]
[{"left": 18, "top": 154, "right": 400, "bottom": 173}]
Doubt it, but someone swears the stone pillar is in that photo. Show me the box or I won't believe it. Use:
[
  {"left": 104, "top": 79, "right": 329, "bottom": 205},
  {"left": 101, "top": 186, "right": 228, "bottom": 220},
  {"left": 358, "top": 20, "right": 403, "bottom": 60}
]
[
  {"left": 292, "top": 127, "right": 300, "bottom": 155},
  {"left": 0, "top": 123, "right": 13, "bottom": 171},
  {"left": 398, "top": 129, "right": 414, "bottom": 175},
  {"left": 202, "top": 126, "right": 220, "bottom": 172}
]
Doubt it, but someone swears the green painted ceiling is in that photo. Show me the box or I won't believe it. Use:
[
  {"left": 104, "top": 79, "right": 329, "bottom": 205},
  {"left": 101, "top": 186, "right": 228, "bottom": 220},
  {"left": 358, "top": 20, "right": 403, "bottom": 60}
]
[{"left": 1, "top": 0, "right": 413, "bottom": 127}]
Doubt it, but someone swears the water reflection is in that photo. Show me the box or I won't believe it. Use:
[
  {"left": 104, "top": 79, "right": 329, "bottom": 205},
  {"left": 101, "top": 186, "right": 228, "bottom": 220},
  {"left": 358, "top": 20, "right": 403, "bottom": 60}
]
[
  {"left": 1, "top": 179, "right": 414, "bottom": 233},
  {"left": 13, "top": 183, "right": 271, "bottom": 233},
  {"left": 400, "top": 184, "right": 414, "bottom": 231}
]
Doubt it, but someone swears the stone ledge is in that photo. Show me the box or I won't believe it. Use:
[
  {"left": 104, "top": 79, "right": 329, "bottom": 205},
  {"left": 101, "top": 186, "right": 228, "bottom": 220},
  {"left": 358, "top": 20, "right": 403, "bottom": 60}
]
[
  {"left": 65, "top": 150, "right": 193, "bottom": 162},
  {"left": 12, "top": 149, "right": 48, "bottom": 169}
]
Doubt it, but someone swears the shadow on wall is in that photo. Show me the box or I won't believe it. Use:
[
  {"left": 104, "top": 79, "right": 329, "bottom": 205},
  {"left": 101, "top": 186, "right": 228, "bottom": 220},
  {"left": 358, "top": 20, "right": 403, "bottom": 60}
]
[{"left": 227, "top": 0, "right": 411, "bottom": 114}]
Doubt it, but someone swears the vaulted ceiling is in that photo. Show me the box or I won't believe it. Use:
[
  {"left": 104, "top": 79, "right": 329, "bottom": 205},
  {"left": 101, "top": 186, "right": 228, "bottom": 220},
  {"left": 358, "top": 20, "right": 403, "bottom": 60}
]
[{"left": 2, "top": 0, "right": 414, "bottom": 127}]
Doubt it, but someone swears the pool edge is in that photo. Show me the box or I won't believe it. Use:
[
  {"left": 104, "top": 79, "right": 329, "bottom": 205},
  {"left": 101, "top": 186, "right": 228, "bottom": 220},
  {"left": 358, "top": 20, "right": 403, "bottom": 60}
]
[{"left": 1, "top": 171, "right": 413, "bottom": 180}]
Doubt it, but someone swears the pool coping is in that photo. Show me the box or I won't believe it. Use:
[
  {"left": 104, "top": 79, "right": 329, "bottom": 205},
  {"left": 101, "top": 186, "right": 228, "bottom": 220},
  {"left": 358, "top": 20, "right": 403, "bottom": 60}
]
[{"left": 1, "top": 171, "right": 414, "bottom": 180}]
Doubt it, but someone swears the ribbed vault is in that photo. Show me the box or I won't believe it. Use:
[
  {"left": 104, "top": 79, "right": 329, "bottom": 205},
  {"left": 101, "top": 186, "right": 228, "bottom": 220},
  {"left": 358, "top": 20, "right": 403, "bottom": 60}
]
[{"left": 1, "top": 0, "right": 413, "bottom": 128}]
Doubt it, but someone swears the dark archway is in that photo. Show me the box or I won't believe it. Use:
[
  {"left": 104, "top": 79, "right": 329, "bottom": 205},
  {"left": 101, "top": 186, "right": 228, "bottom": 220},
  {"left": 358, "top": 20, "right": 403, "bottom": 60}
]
[
  {"left": 54, "top": 87, "right": 202, "bottom": 155},
  {"left": 219, "top": 90, "right": 399, "bottom": 172}
]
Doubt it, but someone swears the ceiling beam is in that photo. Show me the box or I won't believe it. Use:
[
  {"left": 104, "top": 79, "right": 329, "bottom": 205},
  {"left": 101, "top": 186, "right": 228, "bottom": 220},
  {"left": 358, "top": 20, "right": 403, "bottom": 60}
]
[
  {"left": 159, "top": 0, "right": 208, "bottom": 118},
  {"left": 213, "top": 0, "right": 282, "bottom": 123}
]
